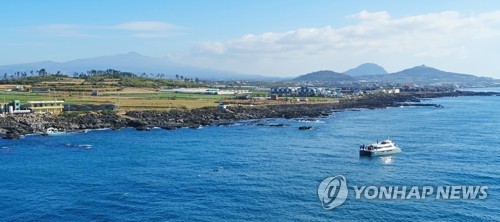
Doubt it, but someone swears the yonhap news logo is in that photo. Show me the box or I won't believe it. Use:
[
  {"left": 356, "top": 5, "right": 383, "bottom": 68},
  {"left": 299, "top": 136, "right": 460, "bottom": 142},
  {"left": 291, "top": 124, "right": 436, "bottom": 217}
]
[
  {"left": 317, "top": 175, "right": 488, "bottom": 210},
  {"left": 317, "top": 175, "right": 348, "bottom": 210}
]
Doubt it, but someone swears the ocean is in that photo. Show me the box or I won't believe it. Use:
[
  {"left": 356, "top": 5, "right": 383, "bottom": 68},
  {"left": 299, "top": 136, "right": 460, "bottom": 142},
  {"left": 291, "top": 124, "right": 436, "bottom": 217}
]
[{"left": 0, "top": 91, "right": 499, "bottom": 221}]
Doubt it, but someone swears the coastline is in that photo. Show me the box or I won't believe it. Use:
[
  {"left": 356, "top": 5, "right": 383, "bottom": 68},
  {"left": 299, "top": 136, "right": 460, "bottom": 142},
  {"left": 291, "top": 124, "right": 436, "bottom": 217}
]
[{"left": 1, "top": 90, "right": 497, "bottom": 139}]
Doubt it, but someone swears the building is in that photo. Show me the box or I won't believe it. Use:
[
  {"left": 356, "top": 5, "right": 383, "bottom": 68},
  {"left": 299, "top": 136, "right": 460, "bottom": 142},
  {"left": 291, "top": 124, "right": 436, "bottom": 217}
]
[
  {"left": 384, "top": 88, "right": 400, "bottom": 94},
  {"left": 1, "top": 100, "right": 31, "bottom": 115},
  {"left": 27, "top": 100, "right": 64, "bottom": 115},
  {"left": 269, "top": 87, "right": 299, "bottom": 96},
  {"left": 13, "top": 86, "right": 25, "bottom": 91},
  {"left": 270, "top": 86, "right": 344, "bottom": 98},
  {"left": 328, "top": 88, "right": 343, "bottom": 98}
]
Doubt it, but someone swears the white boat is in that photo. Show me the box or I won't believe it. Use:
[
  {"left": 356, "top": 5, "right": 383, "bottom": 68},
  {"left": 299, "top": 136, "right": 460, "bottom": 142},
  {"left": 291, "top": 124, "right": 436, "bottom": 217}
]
[
  {"left": 359, "top": 139, "right": 402, "bottom": 157},
  {"left": 41, "top": 127, "right": 65, "bottom": 136}
]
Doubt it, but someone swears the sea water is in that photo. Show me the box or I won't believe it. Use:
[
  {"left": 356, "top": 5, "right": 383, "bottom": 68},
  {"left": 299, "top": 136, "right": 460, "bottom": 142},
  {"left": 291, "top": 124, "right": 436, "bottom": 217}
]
[{"left": 0, "top": 93, "right": 498, "bottom": 221}]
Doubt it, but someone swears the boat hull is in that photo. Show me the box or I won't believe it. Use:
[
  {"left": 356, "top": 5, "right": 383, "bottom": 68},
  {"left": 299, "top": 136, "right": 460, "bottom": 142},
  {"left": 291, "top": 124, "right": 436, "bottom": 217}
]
[{"left": 360, "top": 148, "right": 402, "bottom": 157}]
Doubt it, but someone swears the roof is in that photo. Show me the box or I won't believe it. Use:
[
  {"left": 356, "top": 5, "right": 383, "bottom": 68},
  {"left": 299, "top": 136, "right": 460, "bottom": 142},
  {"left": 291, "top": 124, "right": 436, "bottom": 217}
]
[{"left": 27, "top": 100, "right": 65, "bottom": 104}]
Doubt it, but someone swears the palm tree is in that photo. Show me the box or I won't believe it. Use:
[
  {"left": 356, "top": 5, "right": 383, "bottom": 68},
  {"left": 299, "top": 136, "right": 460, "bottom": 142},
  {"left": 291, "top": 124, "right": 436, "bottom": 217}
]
[{"left": 39, "top": 68, "right": 47, "bottom": 76}]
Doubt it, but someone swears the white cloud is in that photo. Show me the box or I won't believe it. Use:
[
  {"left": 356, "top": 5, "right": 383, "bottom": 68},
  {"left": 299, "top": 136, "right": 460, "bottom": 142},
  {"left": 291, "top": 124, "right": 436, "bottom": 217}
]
[
  {"left": 34, "top": 21, "right": 179, "bottom": 38},
  {"left": 188, "top": 10, "right": 500, "bottom": 76},
  {"left": 194, "top": 10, "right": 500, "bottom": 57},
  {"left": 113, "top": 21, "right": 177, "bottom": 31},
  {"left": 347, "top": 10, "right": 391, "bottom": 20}
]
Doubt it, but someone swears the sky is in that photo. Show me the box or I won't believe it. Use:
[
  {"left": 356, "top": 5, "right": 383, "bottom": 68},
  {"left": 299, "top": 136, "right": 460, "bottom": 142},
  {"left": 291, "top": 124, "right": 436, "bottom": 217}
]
[{"left": 1, "top": 0, "right": 500, "bottom": 78}]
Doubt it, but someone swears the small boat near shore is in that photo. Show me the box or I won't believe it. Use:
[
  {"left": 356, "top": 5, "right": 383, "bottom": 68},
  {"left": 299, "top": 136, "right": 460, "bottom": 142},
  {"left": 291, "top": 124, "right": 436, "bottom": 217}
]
[
  {"left": 41, "top": 127, "right": 66, "bottom": 136},
  {"left": 359, "top": 139, "right": 402, "bottom": 157}
]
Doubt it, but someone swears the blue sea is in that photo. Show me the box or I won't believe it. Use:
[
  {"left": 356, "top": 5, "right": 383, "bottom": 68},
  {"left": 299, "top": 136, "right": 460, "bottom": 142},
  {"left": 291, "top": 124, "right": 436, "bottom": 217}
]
[{"left": 1, "top": 91, "right": 499, "bottom": 221}]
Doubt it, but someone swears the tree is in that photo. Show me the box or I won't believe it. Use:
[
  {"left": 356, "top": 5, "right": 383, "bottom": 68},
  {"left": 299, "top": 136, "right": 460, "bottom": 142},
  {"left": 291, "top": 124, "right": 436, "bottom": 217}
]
[
  {"left": 175, "top": 74, "right": 179, "bottom": 80},
  {"left": 39, "top": 68, "right": 47, "bottom": 76}
]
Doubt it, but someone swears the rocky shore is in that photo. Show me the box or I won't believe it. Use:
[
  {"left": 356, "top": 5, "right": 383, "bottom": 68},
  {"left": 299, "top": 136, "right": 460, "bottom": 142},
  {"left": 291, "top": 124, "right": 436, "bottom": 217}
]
[{"left": 1, "top": 91, "right": 497, "bottom": 139}]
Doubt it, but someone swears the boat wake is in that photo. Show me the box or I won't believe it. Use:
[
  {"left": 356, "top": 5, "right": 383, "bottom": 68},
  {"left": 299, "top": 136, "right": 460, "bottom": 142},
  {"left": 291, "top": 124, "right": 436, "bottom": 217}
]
[
  {"left": 295, "top": 118, "right": 325, "bottom": 123},
  {"left": 64, "top": 143, "right": 93, "bottom": 149}
]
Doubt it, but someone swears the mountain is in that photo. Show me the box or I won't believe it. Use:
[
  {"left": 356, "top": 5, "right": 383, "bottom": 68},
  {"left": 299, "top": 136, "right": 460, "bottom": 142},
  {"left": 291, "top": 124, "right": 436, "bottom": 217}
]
[
  {"left": 0, "top": 52, "right": 265, "bottom": 80},
  {"left": 344, "top": 63, "right": 388, "bottom": 77},
  {"left": 293, "top": 70, "right": 355, "bottom": 82},
  {"left": 358, "top": 65, "right": 496, "bottom": 85}
]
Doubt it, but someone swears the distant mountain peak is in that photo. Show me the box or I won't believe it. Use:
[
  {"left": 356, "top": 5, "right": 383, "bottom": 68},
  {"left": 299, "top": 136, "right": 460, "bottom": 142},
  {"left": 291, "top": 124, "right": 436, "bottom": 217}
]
[
  {"left": 294, "top": 70, "right": 354, "bottom": 82},
  {"left": 126, "top": 51, "right": 141, "bottom": 55},
  {"left": 401, "top": 65, "right": 443, "bottom": 74},
  {"left": 344, "top": 63, "right": 388, "bottom": 77},
  {"left": 357, "top": 64, "right": 496, "bottom": 85},
  {"left": 0, "top": 52, "right": 265, "bottom": 80}
]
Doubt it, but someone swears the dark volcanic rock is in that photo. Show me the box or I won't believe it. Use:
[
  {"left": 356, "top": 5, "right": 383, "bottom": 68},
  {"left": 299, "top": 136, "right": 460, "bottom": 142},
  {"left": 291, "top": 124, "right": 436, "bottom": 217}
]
[
  {"left": 2, "top": 131, "right": 21, "bottom": 139},
  {"left": 298, "top": 126, "right": 313, "bottom": 130},
  {"left": 135, "top": 126, "right": 151, "bottom": 131}
]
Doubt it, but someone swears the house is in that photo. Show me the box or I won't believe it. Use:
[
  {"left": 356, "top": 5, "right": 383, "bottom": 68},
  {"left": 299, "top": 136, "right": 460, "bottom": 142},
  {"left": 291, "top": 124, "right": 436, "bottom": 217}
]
[
  {"left": 298, "top": 87, "right": 317, "bottom": 97},
  {"left": 385, "top": 88, "right": 400, "bottom": 94},
  {"left": 269, "top": 87, "right": 299, "bottom": 96},
  {"left": 13, "top": 86, "right": 25, "bottom": 91},
  {"left": 27, "top": 100, "right": 64, "bottom": 115}
]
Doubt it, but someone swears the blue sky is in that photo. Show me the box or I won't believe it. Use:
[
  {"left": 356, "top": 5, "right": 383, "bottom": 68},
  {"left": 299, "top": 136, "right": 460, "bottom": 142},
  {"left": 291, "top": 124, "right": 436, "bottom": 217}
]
[{"left": 2, "top": 0, "right": 500, "bottom": 77}]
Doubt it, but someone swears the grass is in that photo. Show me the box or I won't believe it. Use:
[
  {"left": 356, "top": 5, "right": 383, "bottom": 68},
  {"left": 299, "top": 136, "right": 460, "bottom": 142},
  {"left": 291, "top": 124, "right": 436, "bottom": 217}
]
[
  {"left": 0, "top": 90, "right": 230, "bottom": 110},
  {"left": 0, "top": 92, "right": 51, "bottom": 103},
  {"left": 105, "top": 92, "right": 233, "bottom": 100},
  {"left": 0, "top": 86, "right": 337, "bottom": 111},
  {"left": 0, "top": 75, "right": 237, "bottom": 111}
]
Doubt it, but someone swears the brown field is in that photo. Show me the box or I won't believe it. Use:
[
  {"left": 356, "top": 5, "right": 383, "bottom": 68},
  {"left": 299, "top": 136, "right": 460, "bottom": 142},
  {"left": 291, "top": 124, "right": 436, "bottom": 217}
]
[{"left": 0, "top": 84, "right": 337, "bottom": 111}]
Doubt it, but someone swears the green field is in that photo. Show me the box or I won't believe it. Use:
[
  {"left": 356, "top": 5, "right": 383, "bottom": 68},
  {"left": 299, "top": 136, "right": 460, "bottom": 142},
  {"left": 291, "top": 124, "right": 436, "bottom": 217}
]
[{"left": 0, "top": 90, "right": 235, "bottom": 111}]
